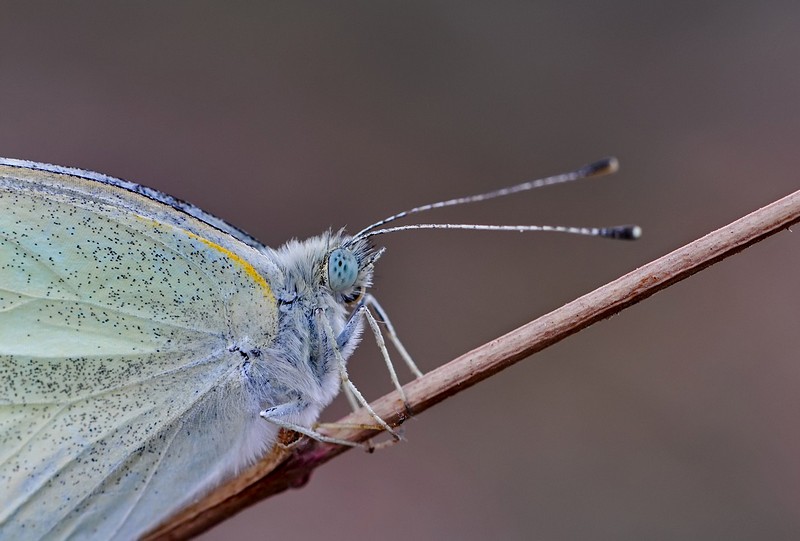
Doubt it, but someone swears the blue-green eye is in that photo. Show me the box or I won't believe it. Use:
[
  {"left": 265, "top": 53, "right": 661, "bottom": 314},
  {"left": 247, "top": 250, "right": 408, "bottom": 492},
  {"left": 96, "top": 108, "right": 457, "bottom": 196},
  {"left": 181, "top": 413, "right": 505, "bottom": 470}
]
[{"left": 327, "top": 248, "right": 359, "bottom": 292}]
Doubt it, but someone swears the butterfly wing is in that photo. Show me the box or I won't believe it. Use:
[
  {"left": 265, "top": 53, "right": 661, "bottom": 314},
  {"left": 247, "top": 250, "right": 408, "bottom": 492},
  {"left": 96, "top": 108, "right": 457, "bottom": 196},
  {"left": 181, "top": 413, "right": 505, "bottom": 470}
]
[
  {"left": 0, "top": 158, "right": 270, "bottom": 252},
  {"left": 0, "top": 161, "right": 280, "bottom": 540}
]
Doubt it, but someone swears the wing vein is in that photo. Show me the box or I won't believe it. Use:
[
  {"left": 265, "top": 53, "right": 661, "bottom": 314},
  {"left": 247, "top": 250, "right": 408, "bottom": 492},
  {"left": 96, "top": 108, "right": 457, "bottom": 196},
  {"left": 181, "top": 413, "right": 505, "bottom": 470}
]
[{"left": 110, "top": 418, "right": 184, "bottom": 538}]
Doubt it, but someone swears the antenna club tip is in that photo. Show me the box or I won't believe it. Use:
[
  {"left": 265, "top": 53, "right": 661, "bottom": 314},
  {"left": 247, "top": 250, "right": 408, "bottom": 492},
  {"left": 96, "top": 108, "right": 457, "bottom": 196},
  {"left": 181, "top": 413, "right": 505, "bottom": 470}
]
[
  {"left": 605, "top": 224, "right": 642, "bottom": 240},
  {"left": 583, "top": 156, "right": 619, "bottom": 177}
]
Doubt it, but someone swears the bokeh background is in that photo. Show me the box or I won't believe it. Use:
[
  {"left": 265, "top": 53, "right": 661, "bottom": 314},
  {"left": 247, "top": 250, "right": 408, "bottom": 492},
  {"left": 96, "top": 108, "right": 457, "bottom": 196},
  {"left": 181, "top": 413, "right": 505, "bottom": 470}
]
[{"left": 2, "top": 2, "right": 799, "bottom": 539}]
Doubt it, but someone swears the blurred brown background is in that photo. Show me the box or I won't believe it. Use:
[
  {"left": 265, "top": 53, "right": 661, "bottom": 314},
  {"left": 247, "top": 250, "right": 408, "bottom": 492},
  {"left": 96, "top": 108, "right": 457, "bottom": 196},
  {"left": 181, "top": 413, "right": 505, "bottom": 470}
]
[{"left": 2, "top": 2, "right": 799, "bottom": 539}]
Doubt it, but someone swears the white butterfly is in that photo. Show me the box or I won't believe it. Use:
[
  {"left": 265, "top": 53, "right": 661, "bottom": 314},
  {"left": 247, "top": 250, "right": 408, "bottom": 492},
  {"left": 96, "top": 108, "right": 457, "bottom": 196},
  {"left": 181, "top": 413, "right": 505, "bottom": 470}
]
[
  {"left": 0, "top": 158, "right": 395, "bottom": 540},
  {"left": 0, "top": 156, "right": 635, "bottom": 540}
]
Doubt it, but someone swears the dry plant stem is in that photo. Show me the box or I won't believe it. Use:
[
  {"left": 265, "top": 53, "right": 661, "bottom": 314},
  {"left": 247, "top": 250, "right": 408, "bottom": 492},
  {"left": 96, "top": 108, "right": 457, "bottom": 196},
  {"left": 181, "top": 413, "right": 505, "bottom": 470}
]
[{"left": 146, "top": 188, "right": 800, "bottom": 541}]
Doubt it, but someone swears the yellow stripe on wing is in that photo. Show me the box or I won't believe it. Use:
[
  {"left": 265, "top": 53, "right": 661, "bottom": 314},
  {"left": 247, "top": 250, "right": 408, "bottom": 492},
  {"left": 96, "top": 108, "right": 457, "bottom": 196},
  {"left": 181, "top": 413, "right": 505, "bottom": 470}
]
[
  {"left": 184, "top": 230, "right": 276, "bottom": 305},
  {"left": 134, "top": 214, "right": 276, "bottom": 305}
]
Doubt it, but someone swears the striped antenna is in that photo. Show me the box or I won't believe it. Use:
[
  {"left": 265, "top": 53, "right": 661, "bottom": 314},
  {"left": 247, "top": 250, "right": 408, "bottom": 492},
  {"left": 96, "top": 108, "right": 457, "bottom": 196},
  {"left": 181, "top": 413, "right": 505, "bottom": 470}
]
[{"left": 348, "top": 157, "right": 641, "bottom": 243}]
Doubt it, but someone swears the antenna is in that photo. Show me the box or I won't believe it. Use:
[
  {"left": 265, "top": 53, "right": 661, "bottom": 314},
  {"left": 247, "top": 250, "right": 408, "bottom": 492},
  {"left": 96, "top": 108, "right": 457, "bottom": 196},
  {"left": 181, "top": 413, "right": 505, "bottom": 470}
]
[{"left": 347, "top": 157, "right": 640, "bottom": 243}]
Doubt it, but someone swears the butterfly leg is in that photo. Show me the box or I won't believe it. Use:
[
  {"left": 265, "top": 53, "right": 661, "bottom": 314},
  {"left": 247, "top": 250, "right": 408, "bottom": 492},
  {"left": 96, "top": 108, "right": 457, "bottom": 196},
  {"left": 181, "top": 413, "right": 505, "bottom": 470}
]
[
  {"left": 335, "top": 307, "right": 365, "bottom": 413},
  {"left": 364, "top": 294, "right": 424, "bottom": 379},
  {"left": 317, "top": 308, "right": 401, "bottom": 441},
  {"left": 360, "top": 304, "right": 408, "bottom": 405},
  {"left": 260, "top": 400, "right": 363, "bottom": 447},
  {"left": 338, "top": 299, "right": 420, "bottom": 427},
  {"left": 336, "top": 303, "right": 407, "bottom": 408}
]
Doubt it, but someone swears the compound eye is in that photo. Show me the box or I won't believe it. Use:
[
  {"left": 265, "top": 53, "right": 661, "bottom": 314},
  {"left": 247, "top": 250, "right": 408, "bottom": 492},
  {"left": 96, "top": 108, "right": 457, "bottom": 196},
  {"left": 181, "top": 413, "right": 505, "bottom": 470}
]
[{"left": 327, "top": 248, "right": 359, "bottom": 292}]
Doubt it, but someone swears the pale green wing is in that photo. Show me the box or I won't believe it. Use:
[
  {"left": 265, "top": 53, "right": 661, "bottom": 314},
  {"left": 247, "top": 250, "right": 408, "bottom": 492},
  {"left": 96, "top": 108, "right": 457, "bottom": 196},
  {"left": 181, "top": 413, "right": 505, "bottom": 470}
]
[
  {"left": 0, "top": 163, "right": 279, "bottom": 540},
  {"left": 0, "top": 157, "right": 270, "bottom": 252}
]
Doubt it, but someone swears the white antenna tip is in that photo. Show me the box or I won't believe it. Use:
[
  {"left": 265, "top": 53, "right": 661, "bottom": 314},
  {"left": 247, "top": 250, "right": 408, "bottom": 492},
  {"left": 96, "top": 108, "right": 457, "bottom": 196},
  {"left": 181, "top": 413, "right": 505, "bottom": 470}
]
[
  {"left": 603, "top": 224, "right": 641, "bottom": 240},
  {"left": 582, "top": 156, "right": 619, "bottom": 177}
]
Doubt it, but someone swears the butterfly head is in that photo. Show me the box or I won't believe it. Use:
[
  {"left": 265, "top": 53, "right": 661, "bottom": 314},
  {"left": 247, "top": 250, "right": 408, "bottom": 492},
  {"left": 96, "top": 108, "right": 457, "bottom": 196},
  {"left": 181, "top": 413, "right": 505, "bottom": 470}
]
[{"left": 323, "top": 234, "right": 383, "bottom": 306}]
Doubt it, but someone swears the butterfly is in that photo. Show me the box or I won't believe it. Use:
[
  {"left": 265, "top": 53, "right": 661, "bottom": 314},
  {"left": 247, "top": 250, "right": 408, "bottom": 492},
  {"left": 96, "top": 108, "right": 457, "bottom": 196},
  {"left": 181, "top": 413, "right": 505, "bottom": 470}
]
[{"left": 0, "top": 156, "right": 636, "bottom": 539}]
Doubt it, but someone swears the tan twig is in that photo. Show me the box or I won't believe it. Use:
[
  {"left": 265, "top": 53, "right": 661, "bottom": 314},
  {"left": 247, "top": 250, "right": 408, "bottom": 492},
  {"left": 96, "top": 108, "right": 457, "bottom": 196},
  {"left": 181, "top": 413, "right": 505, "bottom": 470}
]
[{"left": 145, "top": 188, "right": 800, "bottom": 540}]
